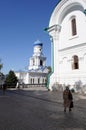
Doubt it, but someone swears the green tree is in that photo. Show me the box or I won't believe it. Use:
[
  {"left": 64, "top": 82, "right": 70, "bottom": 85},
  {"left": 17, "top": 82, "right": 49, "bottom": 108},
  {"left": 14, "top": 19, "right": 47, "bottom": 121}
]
[
  {"left": 5, "top": 70, "right": 18, "bottom": 88},
  {"left": 0, "top": 64, "right": 3, "bottom": 71},
  {"left": 0, "top": 59, "right": 3, "bottom": 72}
]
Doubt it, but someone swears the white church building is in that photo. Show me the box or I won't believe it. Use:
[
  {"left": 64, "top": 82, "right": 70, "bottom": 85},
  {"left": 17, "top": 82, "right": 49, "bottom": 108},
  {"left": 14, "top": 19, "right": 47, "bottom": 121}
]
[
  {"left": 15, "top": 40, "right": 49, "bottom": 87},
  {"left": 47, "top": 0, "right": 86, "bottom": 92}
]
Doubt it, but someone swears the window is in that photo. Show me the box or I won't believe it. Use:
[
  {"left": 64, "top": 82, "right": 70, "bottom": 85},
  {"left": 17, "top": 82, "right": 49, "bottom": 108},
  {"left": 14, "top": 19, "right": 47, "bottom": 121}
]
[
  {"left": 38, "top": 78, "right": 40, "bottom": 84},
  {"left": 40, "top": 60, "right": 43, "bottom": 66},
  {"left": 31, "top": 78, "right": 34, "bottom": 84},
  {"left": 72, "top": 55, "right": 79, "bottom": 69},
  {"left": 43, "top": 78, "right": 44, "bottom": 83},
  {"left": 33, "top": 79, "right": 34, "bottom": 84},
  {"left": 33, "top": 59, "right": 35, "bottom": 65},
  {"left": 31, "top": 78, "right": 32, "bottom": 84},
  {"left": 71, "top": 18, "right": 77, "bottom": 36}
]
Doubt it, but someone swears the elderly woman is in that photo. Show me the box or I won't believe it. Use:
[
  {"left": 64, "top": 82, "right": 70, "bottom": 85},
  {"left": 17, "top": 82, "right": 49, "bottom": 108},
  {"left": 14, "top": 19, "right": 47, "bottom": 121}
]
[{"left": 63, "top": 87, "right": 73, "bottom": 112}]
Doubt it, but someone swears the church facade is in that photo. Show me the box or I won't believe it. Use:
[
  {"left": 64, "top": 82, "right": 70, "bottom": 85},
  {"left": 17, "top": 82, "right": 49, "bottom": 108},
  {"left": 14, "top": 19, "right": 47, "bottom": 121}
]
[
  {"left": 15, "top": 40, "right": 49, "bottom": 86},
  {"left": 47, "top": 0, "right": 86, "bottom": 92}
]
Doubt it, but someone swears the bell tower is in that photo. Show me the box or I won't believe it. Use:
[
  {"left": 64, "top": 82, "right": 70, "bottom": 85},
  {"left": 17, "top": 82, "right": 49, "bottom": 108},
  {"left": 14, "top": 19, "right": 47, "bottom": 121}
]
[{"left": 29, "top": 40, "right": 46, "bottom": 70}]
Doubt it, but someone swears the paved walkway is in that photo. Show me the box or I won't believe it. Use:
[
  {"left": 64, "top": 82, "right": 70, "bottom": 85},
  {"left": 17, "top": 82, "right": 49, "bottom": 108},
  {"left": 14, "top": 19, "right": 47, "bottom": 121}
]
[{"left": 0, "top": 87, "right": 86, "bottom": 130}]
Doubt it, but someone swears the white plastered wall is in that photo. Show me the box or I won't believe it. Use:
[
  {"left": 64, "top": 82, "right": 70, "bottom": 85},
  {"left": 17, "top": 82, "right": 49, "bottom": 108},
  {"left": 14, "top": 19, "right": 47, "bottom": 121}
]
[{"left": 48, "top": 0, "right": 86, "bottom": 90}]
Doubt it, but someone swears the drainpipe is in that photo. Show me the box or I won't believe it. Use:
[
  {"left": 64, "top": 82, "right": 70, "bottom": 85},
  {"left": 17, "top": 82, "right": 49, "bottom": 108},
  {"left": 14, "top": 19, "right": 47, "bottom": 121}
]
[
  {"left": 46, "top": 36, "right": 54, "bottom": 90},
  {"left": 44, "top": 26, "right": 54, "bottom": 90}
]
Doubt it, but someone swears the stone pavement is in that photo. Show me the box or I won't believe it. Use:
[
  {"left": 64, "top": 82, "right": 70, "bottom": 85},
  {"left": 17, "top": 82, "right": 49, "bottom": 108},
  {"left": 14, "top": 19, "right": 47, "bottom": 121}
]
[{"left": 0, "top": 87, "right": 86, "bottom": 130}]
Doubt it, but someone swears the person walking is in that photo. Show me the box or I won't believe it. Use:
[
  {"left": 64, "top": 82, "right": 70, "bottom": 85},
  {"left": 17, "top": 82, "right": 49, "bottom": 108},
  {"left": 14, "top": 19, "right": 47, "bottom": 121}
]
[
  {"left": 3, "top": 82, "right": 7, "bottom": 95},
  {"left": 63, "top": 86, "right": 73, "bottom": 112}
]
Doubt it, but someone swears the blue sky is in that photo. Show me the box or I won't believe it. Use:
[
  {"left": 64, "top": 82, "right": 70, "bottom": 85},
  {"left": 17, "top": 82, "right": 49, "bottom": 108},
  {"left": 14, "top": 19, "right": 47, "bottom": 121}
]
[{"left": 0, "top": 0, "right": 59, "bottom": 74}]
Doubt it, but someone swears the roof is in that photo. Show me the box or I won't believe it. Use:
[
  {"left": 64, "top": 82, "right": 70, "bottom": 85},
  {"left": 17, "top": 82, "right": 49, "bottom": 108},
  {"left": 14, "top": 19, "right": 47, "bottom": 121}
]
[{"left": 33, "top": 40, "right": 43, "bottom": 46}]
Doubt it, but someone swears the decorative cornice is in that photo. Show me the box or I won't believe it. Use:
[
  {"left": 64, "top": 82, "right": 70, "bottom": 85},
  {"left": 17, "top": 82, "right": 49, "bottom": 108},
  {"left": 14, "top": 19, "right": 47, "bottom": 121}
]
[
  {"left": 59, "top": 42, "right": 86, "bottom": 52},
  {"left": 45, "top": 24, "right": 61, "bottom": 33}
]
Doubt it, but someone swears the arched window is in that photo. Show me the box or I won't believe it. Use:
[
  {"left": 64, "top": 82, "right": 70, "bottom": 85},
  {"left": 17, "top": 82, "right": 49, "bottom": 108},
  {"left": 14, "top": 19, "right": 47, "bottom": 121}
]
[
  {"left": 72, "top": 55, "right": 79, "bottom": 69},
  {"left": 38, "top": 78, "right": 40, "bottom": 84},
  {"left": 33, "top": 79, "right": 34, "bottom": 84},
  {"left": 43, "top": 78, "right": 44, "bottom": 83},
  {"left": 40, "top": 60, "right": 43, "bottom": 66},
  {"left": 71, "top": 18, "right": 77, "bottom": 36},
  {"left": 33, "top": 59, "right": 35, "bottom": 65},
  {"left": 31, "top": 78, "right": 32, "bottom": 84},
  {"left": 31, "top": 78, "right": 34, "bottom": 84}
]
